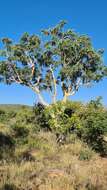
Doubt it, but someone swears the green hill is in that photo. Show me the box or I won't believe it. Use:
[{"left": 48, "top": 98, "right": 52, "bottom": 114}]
[{"left": 0, "top": 104, "right": 32, "bottom": 112}]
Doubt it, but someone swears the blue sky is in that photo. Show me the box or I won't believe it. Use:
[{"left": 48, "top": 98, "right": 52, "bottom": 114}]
[{"left": 0, "top": 0, "right": 107, "bottom": 105}]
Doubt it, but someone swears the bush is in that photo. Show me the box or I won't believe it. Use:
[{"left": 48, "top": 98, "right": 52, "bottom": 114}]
[
  {"left": 0, "top": 109, "right": 16, "bottom": 122},
  {"left": 11, "top": 122, "right": 29, "bottom": 138},
  {"left": 40, "top": 98, "right": 107, "bottom": 155},
  {"left": 33, "top": 103, "right": 50, "bottom": 131},
  {"left": 79, "top": 148, "right": 94, "bottom": 161},
  {"left": 43, "top": 101, "right": 82, "bottom": 134},
  {"left": 7, "top": 111, "right": 17, "bottom": 118},
  {"left": 81, "top": 99, "right": 107, "bottom": 155},
  {"left": 1, "top": 184, "right": 18, "bottom": 190},
  {"left": 0, "top": 109, "right": 7, "bottom": 122},
  {"left": 0, "top": 132, "right": 14, "bottom": 148},
  {"left": 1, "top": 98, "right": 107, "bottom": 157},
  {"left": 0, "top": 132, "right": 15, "bottom": 160},
  {"left": 15, "top": 106, "right": 34, "bottom": 124}
]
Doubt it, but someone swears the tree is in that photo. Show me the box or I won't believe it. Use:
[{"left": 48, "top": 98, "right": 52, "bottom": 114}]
[{"left": 0, "top": 21, "right": 107, "bottom": 106}]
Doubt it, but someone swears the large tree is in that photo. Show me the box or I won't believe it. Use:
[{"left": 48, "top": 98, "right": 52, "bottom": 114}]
[{"left": 0, "top": 21, "right": 107, "bottom": 106}]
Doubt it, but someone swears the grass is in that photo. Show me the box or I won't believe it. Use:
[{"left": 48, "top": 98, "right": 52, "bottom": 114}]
[
  {"left": 0, "top": 104, "right": 107, "bottom": 190},
  {"left": 0, "top": 131, "right": 107, "bottom": 190},
  {"left": 0, "top": 104, "right": 32, "bottom": 111}
]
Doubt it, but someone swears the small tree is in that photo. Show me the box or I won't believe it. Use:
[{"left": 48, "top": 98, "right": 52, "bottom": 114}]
[{"left": 0, "top": 21, "right": 106, "bottom": 106}]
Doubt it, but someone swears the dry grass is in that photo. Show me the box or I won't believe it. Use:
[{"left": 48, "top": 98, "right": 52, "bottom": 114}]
[
  {"left": 0, "top": 123, "right": 9, "bottom": 134},
  {"left": 0, "top": 132, "right": 107, "bottom": 190}
]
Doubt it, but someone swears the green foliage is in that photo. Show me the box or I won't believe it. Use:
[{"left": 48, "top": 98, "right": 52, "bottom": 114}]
[
  {"left": 0, "top": 132, "right": 15, "bottom": 160},
  {"left": 43, "top": 101, "right": 82, "bottom": 134},
  {"left": 0, "top": 99, "right": 107, "bottom": 158},
  {"left": 0, "top": 132, "right": 15, "bottom": 148},
  {"left": 7, "top": 111, "right": 17, "bottom": 118},
  {"left": 11, "top": 122, "right": 29, "bottom": 138},
  {"left": 10, "top": 105, "right": 40, "bottom": 136},
  {"left": 79, "top": 148, "right": 94, "bottom": 161},
  {"left": 1, "top": 100, "right": 107, "bottom": 189},
  {"left": 1, "top": 184, "right": 18, "bottom": 190},
  {"left": 0, "top": 109, "right": 6, "bottom": 122},
  {"left": 38, "top": 98, "right": 107, "bottom": 155},
  {"left": 80, "top": 98, "right": 107, "bottom": 155},
  {"left": 15, "top": 106, "right": 34, "bottom": 123},
  {"left": 0, "top": 21, "right": 106, "bottom": 105},
  {"left": 33, "top": 103, "right": 49, "bottom": 131}
]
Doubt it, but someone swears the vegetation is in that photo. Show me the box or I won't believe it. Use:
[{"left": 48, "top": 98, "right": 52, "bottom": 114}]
[
  {"left": 0, "top": 98, "right": 107, "bottom": 189},
  {"left": 0, "top": 21, "right": 107, "bottom": 189},
  {"left": 0, "top": 21, "right": 107, "bottom": 106}
]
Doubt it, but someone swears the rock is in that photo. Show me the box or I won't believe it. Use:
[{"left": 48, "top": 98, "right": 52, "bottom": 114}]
[{"left": 45, "top": 169, "right": 66, "bottom": 178}]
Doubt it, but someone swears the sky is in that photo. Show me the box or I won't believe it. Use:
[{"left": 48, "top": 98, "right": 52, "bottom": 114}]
[{"left": 0, "top": 0, "right": 107, "bottom": 106}]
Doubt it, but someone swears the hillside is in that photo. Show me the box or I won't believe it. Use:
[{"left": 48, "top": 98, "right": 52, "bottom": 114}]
[
  {"left": 0, "top": 100, "right": 107, "bottom": 190},
  {"left": 0, "top": 104, "right": 32, "bottom": 112}
]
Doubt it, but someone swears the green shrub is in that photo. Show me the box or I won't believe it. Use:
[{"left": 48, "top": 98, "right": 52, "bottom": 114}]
[
  {"left": 43, "top": 101, "right": 82, "bottom": 134},
  {"left": 81, "top": 100, "right": 107, "bottom": 155},
  {"left": 1, "top": 98, "right": 107, "bottom": 157},
  {"left": 15, "top": 107, "right": 34, "bottom": 124},
  {"left": 11, "top": 122, "right": 29, "bottom": 138},
  {"left": 0, "top": 109, "right": 6, "bottom": 116},
  {"left": 79, "top": 148, "right": 94, "bottom": 161},
  {"left": 41, "top": 98, "right": 107, "bottom": 155},
  {"left": 0, "top": 132, "right": 15, "bottom": 160},
  {"left": 33, "top": 103, "right": 50, "bottom": 131},
  {"left": 7, "top": 111, "right": 17, "bottom": 118},
  {"left": 0, "top": 109, "right": 7, "bottom": 122},
  {"left": 1, "top": 184, "right": 18, "bottom": 190},
  {"left": 0, "top": 109, "right": 16, "bottom": 122},
  {"left": 0, "top": 132, "right": 15, "bottom": 148}
]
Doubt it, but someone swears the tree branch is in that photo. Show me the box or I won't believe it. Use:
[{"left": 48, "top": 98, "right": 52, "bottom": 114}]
[
  {"left": 63, "top": 78, "right": 82, "bottom": 102},
  {"left": 28, "top": 57, "right": 35, "bottom": 76},
  {"left": 49, "top": 66, "right": 57, "bottom": 104},
  {"left": 10, "top": 64, "right": 49, "bottom": 106},
  {"left": 28, "top": 83, "right": 49, "bottom": 106}
]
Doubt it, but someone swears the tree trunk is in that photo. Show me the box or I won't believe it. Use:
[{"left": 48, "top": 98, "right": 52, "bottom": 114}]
[
  {"left": 29, "top": 84, "right": 49, "bottom": 106},
  {"left": 62, "top": 95, "right": 67, "bottom": 103},
  {"left": 38, "top": 93, "right": 49, "bottom": 106},
  {"left": 62, "top": 91, "right": 69, "bottom": 103}
]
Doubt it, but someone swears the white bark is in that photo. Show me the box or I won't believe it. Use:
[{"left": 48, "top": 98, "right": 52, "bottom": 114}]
[
  {"left": 37, "top": 93, "right": 49, "bottom": 106},
  {"left": 50, "top": 66, "right": 57, "bottom": 104},
  {"left": 28, "top": 84, "right": 49, "bottom": 106},
  {"left": 62, "top": 79, "right": 82, "bottom": 102}
]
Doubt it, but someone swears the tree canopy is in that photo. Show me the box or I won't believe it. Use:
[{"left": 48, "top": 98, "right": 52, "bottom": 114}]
[{"left": 0, "top": 21, "right": 107, "bottom": 106}]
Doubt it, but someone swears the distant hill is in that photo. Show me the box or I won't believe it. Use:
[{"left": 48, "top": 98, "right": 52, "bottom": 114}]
[{"left": 0, "top": 104, "right": 32, "bottom": 112}]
